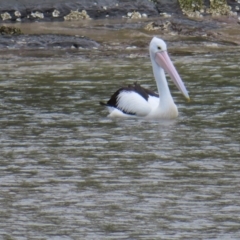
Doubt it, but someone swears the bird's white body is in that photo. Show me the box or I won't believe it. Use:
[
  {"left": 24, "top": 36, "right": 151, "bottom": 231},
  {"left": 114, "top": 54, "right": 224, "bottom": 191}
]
[
  {"left": 107, "top": 93, "right": 177, "bottom": 119},
  {"left": 100, "top": 37, "right": 189, "bottom": 119}
]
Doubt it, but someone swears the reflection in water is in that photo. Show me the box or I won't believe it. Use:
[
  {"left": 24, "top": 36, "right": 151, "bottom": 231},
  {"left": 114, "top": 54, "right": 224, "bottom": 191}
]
[{"left": 0, "top": 52, "right": 240, "bottom": 239}]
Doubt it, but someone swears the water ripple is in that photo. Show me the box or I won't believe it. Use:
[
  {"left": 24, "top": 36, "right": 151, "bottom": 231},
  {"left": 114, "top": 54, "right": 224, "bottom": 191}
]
[{"left": 0, "top": 53, "right": 240, "bottom": 239}]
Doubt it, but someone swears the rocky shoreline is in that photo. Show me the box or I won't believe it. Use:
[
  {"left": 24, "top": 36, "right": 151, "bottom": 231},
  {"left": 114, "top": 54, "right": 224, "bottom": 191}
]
[
  {"left": 0, "top": 1, "right": 240, "bottom": 53},
  {"left": 0, "top": 0, "right": 239, "bottom": 23},
  {"left": 1, "top": 0, "right": 159, "bottom": 23}
]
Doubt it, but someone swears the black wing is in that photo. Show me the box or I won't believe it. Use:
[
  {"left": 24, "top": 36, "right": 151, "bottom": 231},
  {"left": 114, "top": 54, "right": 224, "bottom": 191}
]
[{"left": 100, "top": 82, "right": 159, "bottom": 115}]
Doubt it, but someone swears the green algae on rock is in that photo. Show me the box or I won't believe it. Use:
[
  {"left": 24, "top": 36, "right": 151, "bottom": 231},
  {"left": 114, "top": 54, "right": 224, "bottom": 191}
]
[
  {"left": 178, "top": 0, "right": 204, "bottom": 17},
  {"left": 207, "top": 0, "right": 236, "bottom": 16},
  {"left": 144, "top": 20, "right": 171, "bottom": 31},
  {"left": 0, "top": 26, "right": 22, "bottom": 35},
  {"left": 179, "top": 0, "right": 237, "bottom": 17}
]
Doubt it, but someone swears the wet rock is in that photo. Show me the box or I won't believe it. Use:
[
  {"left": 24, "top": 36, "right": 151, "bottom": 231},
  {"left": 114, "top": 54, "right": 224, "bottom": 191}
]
[
  {"left": 154, "top": 0, "right": 182, "bottom": 15},
  {"left": 144, "top": 17, "right": 220, "bottom": 37},
  {"left": 0, "top": 34, "right": 99, "bottom": 49},
  {"left": 64, "top": 9, "right": 91, "bottom": 20},
  {"left": 0, "top": 0, "right": 239, "bottom": 23},
  {"left": 207, "top": 0, "right": 236, "bottom": 16},
  {"left": 145, "top": 20, "right": 171, "bottom": 31},
  {"left": 178, "top": 0, "right": 203, "bottom": 16},
  {"left": 177, "top": 0, "right": 238, "bottom": 17},
  {"left": 0, "top": 0, "right": 158, "bottom": 22},
  {"left": 0, "top": 25, "right": 22, "bottom": 35},
  {"left": 14, "top": 10, "right": 21, "bottom": 17},
  {"left": 78, "top": 0, "right": 158, "bottom": 19},
  {"left": 52, "top": 9, "right": 60, "bottom": 17},
  {"left": 123, "top": 11, "right": 147, "bottom": 19},
  {"left": 31, "top": 11, "right": 44, "bottom": 19},
  {"left": 159, "top": 12, "right": 172, "bottom": 18},
  {"left": 1, "top": 12, "right": 12, "bottom": 21},
  {"left": 127, "top": 11, "right": 142, "bottom": 19}
]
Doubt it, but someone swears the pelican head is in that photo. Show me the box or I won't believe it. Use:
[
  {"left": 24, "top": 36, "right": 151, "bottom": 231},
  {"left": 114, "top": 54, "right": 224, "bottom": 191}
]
[{"left": 149, "top": 37, "right": 190, "bottom": 100}]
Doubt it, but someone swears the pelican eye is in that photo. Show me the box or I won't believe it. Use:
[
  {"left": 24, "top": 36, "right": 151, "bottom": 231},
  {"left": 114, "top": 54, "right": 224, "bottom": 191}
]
[{"left": 157, "top": 46, "right": 161, "bottom": 50}]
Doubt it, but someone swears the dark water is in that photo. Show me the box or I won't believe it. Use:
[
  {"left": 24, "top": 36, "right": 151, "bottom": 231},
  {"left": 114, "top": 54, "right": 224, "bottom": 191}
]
[{"left": 0, "top": 51, "right": 240, "bottom": 239}]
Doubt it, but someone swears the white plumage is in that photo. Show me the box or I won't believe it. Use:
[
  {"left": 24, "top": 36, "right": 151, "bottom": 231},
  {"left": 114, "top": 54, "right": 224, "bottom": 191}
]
[
  {"left": 117, "top": 91, "right": 151, "bottom": 116},
  {"left": 100, "top": 37, "right": 189, "bottom": 119}
]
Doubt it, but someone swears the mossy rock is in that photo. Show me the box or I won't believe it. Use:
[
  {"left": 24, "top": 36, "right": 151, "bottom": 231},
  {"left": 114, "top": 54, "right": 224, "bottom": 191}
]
[
  {"left": 0, "top": 26, "right": 22, "bottom": 35},
  {"left": 178, "top": 0, "right": 203, "bottom": 12},
  {"left": 208, "top": 0, "right": 231, "bottom": 15}
]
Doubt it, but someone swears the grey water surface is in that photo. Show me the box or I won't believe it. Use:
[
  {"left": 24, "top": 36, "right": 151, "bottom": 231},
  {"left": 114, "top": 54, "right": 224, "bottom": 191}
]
[{"left": 0, "top": 51, "right": 240, "bottom": 239}]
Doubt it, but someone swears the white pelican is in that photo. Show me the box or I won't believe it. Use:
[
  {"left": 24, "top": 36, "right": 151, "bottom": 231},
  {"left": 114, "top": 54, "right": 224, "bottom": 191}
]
[{"left": 100, "top": 37, "right": 189, "bottom": 119}]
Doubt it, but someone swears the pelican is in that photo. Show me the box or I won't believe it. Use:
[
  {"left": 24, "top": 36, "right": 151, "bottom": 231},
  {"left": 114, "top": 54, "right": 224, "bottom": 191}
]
[{"left": 100, "top": 37, "right": 189, "bottom": 119}]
